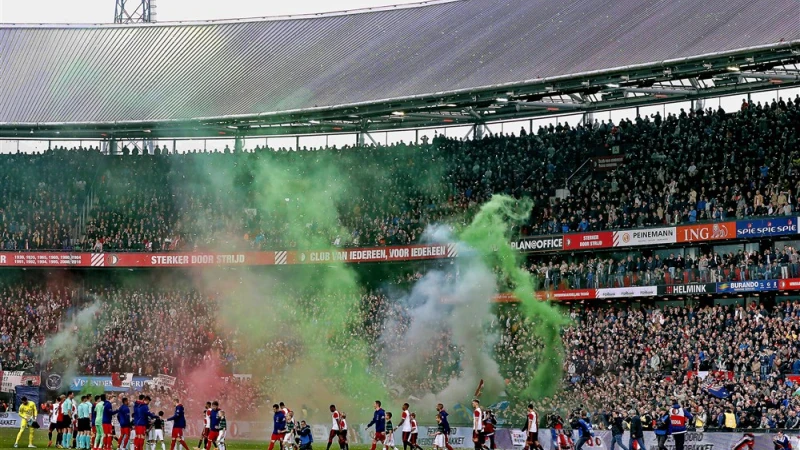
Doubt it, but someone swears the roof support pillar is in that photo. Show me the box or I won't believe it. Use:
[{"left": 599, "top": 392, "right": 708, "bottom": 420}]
[
  {"left": 358, "top": 130, "right": 378, "bottom": 146},
  {"left": 473, "top": 123, "right": 483, "bottom": 140},
  {"left": 462, "top": 126, "right": 473, "bottom": 141},
  {"left": 358, "top": 119, "right": 379, "bottom": 146},
  {"left": 364, "top": 131, "right": 378, "bottom": 146}
]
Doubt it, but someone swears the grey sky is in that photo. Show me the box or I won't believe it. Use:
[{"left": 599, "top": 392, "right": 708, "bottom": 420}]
[{"left": 0, "top": 0, "right": 425, "bottom": 24}]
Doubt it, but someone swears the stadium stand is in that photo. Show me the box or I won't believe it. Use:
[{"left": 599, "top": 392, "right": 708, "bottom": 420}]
[
  {"left": 530, "top": 301, "right": 800, "bottom": 431},
  {"left": 1, "top": 96, "right": 798, "bottom": 252},
  {"left": 1, "top": 0, "right": 800, "bottom": 434},
  {"left": 528, "top": 245, "right": 800, "bottom": 290},
  {"left": 4, "top": 270, "right": 800, "bottom": 428},
  {"left": 5, "top": 281, "right": 800, "bottom": 426}
]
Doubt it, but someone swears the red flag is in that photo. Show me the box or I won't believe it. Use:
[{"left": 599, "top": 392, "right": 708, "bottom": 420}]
[{"left": 474, "top": 379, "right": 484, "bottom": 398}]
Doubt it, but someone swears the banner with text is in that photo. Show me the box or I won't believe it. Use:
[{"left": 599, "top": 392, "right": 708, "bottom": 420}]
[
  {"left": 596, "top": 286, "right": 657, "bottom": 298},
  {"left": 717, "top": 279, "right": 778, "bottom": 293},
  {"left": 0, "top": 244, "right": 456, "bottom": 268},
  {"left": 528, "top": 429, "right": 780, "bottom": 450},
  {"left": 69, "top": 376, "right": 152, "bottom": 391},
  {"left": 563, "top": 232, "right": 613, "bottom": 250},
  {"left": 613, "top": 228, "right": 676, "bottom": 247},
  {"left": 293, "top": 244, "right": 457, "bottom": 264},
  {"left": 535, "top": 289, "right": 597, "bottom": 301},
  {"left": 0, "top": 412, "right": 23, "bottom": 428},
  {"left": 736, "top": 217, "right": 798, "bottom": 238},
  {"left": 145, "top": 374, "right": 176, "bottom": 389},
  {"left": 658, "top": 283, "right": 717, "bottom": 295},
  {"left": 511, "top": 236, "right": 564, "bottom": 252},
  {"left": 592, "top": 154, "right": 626, "bottom": 171},
  {"left": 677, "top": 222, "right": 736, "bottom": 243},
  {"left": 779, "top": 279, "right": 800, "bottom": 290},
  {"left": 0, "top": 371, "right": 39, "bottom": 393},
  {"left": 358, "top": 425, "right": 473, "bottom": 449}
]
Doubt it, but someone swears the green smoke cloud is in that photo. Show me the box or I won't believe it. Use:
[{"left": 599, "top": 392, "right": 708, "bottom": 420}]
[
  {"left": 458, "top": 194, "right": 569, "bottom": 400},
  {"left": 207, "top": 153, "right": 389, "bottom": 420}
]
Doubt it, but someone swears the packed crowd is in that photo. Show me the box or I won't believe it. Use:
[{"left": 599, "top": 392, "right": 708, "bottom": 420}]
[
  {"left": 532, "top": 96, "right": 800, "bottom": 235},
  {"left": 5, "top": 284, "right": 220, "bottom": 376},
  {"left": 0, "top": 150, "right": 95, "bottom": 251},
  {"left": 543, "top": 301, "right": 800, "bottom": 431},
  {"left": 5, "top": 265, "right": 800, "bottom": 429},
  {"left": 0, "top": 284, "right": 76, "bottom": 372},
  {"left": 1, "top": 95, "right": 796, "bottom": 251},
  {"left": 138, "top": 374, "right": 263, "bottom": 419},
  {"left": 528, "top": 243, "right": 800, "bottom": 290}
]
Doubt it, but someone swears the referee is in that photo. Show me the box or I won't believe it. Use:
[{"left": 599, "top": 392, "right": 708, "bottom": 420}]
[
  {"left": 78, "top": 395, "right": 93, "bottom": 450},
  {"left": 15, "top": 396, "right": 38, "bottom": 448}
]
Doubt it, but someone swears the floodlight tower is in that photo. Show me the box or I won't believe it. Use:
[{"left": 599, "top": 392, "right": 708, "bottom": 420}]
[
  {"left": 114, "top": 0, "right": 155, "bottom": 24},
  {"left": 110, "top": 0, "right": 156, "bottom": 154}
]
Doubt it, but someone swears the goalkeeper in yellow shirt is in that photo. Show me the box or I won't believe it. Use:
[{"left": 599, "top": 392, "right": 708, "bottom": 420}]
[{"left": 15, "top": 396, "right": 38, "bottom": 448}]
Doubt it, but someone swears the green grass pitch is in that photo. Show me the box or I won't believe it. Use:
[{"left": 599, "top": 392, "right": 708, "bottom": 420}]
[{"left": 0, "top": 429, "right": 373, "bottom": 450}]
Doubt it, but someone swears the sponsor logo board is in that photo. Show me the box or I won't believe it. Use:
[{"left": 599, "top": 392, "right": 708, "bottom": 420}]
[
  {"left": 69, "top": 376, "right": 152, "bottom": 392},
  {"left": 563, "top": 232, "right": 613, "bottom": 250},
  {"left": 736, "top": 217, "right": 798, "bottom": 237},
  {"left": 512, "top": 236, "right": 563, "bottom": 252},
  {"left": 658, "top": 283, "right": 717, "bottom": 295},
  {"left": 779, "top": 278, "right": 800, "bottom": 290},
  {"left": 677, "top": 222, "right": 735, "bottom": 243},
  {"left": 717, "top": 279, "right": 778, "bottom": 293},
  {"left": 613, "top": 228, "right": 676, "bottom": 247},
  {"left": 596, "top": 286, "right": 657, "bottom": 298},
  {"left": 0, "top": 412, "right": 22, "bottom": 428},
  {"left": 535, "top": 290, "right": 597, "bottom": 301}
]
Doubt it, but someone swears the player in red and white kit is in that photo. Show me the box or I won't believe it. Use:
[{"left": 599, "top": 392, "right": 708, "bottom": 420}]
[
  {"left": 46, "top": 400, "right": 59, "bottom": 448},
  {"left": 482, "top": 410, "right": 497, "bottom": 450},
  {"left": 279, "top": 402, "right": 293, "bottom": 445},
  {"left": 525, "top": 405, "right": 540, "bottom": 450},
  {"left": 409, "top": 413, "right": 422, "bottom": 450},
  {"left": 471, "top": 400, "right": 484, "bottom": 450},
  {"left": 399, "top": 404, "right": 412, "bottom": 450},
  {"left": 338, "top": 413, "right": 349, "bottom": 450},
  {"left": 327, "top": 405, "right": 342, "bottom": 450},
  {"left": 196, "top": 402, "right": 211, "bottom": 450}
]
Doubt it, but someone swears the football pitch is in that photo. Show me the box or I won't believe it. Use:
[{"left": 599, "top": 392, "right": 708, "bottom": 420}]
[{"left": 0, "top": 429, "right": 373, "bottom": 450}]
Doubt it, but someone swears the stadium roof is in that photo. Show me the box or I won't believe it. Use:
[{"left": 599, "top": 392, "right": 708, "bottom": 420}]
[{"left": 1, "top": 0, "right": 799, "bottom": 139}]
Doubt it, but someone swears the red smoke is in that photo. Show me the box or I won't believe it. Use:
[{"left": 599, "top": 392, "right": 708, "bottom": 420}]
[{"left": 175, "top": 351, "right": 258, "bottom": 423}]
